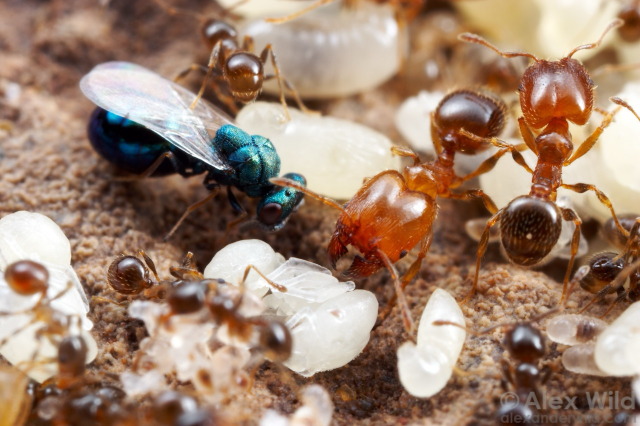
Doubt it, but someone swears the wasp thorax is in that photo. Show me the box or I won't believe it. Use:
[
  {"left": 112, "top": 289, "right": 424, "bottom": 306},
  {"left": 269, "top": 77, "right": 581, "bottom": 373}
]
[
  {"left": 505, "top": 323, "right": 545, "bottom": 363},
  {"left": 108, "top": 255, "right": 153, "bottom": 295},
  {"left": 5, "top": 260, "right": 49, "bottom": 295},
  {"left": 500, "top": 196, "right": 562, "bottom": 266},
  {"left": 223, "top": 52, "right": 263, "bottom": 103},
  {"left": 434, "top": 90, "right": 507, "bottom": 154},
  {"left": 167, "top": 282, "right": 205, "bottom": 315},
  {"left": 201, "top": 19, "right": 237, "bottom": 51},
  {"left": 519, "top": 58, "right": 593, "bottom": 129},
  {"left": 259, "top": 321, "right": 292, "bottom": 363},
  {"left": 581, "top": 252, "right": 625, "bottom": 294}
]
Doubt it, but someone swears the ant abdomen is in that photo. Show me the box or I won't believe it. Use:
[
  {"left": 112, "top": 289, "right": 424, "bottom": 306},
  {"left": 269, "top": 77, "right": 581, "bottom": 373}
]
[
  {"left": 107, "top": 255, "right": 153, "bottom": 295},
  {"left": 581, "top": 252, "right": 625, "bottom": 294},
  {"left": 602, "top": 214, "right": 639, "bottom": 249},
  {"left": 519, "top": 59, "right": 593, "bottom": 129},
  {"left": 5, "top": 259, "right": 49, "bottom": 295},
  {"left": 499, "top": 196, "right": 562, "bottom": 266},
  {"left": 434, "top": 90, "right": 507, "bottom": 153}
]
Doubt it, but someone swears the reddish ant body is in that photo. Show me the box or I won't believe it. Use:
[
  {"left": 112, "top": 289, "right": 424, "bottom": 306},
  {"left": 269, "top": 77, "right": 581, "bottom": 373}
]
[
  {"left": 273, "top": 88, "right": 520, "bottom": 329},
  {"left": 458, "top": 20, "right": 629, "bottom": 303}
]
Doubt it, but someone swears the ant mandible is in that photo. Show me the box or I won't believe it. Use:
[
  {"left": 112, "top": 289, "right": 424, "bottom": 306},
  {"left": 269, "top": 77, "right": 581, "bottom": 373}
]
[
  {"left": 153, "top": 0, "right": 311, "bottom": 120},
  {"left": 272, "top": 88, "right": 522, "bottom": 330},
  {"left": 458, "top": 19, "right": 629, "bottom": 303}
]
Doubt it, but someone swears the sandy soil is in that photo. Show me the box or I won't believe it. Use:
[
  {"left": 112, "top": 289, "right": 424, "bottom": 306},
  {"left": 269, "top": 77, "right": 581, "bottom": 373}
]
[{"left": 0, "top": 0, "right": 633, "bottom": 425}]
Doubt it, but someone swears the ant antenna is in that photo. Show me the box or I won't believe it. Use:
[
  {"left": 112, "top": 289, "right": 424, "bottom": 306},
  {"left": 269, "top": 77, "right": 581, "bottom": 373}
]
[
  {"left": 269, "top": 177, "right": 356, "bottom": 225},
  {"left": 457, "top": 33, "right": 539, "bottom": 62},
  {"left": 567, "top": 19, "right": 624, "bottom": 58},
  {"left": 611, "top": 96, "right": 640, "bottom": 121}
]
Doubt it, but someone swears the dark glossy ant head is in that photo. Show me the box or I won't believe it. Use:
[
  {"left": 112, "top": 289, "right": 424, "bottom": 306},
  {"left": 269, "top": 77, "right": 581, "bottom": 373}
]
[
  {"left": 259, "top": 320, "right": 292, "bottom": 363},
  {"left": 258, "top": 172, "right": 306, "bottom": 231},
  {"left": 504, "top": 322, "right": 545, "bottom": 364},
  {"left": 434, "top": 89, "right": 507, "bottom": 154},
  {"left": 108, "top": 255, "right": 154, "bottom": 295},
  {"left": 153, "top": 391, "right": 198, "bottom": 426},
  {"left": 602, "top": 214, "right": 638, "bottom": 249},
  {"left": 223, "top": 52, "right": 264, "bottom": 103},
  {"left": 581, "top": 251, "right": 625, "bottom": 294},
  {"left": 57, "top": 335, "right": 88, "bottom": 389},
  {"left": 167, "top": 282, "right": 206, "bottom": 315},
  {"left": 618, "top": 3, "right": 640, "bottom": 42},
  {"left": 499, "top": 196, "right": 562, "bottom": 266},
  {"left": 4, "top": 260, "right": 49, "bottom": 296},
  {"left": 201, "top": 18, "right": 237, "bottom": 51},
  {"left": 496, "top": 402, "right": 537, "bottom": 425}
]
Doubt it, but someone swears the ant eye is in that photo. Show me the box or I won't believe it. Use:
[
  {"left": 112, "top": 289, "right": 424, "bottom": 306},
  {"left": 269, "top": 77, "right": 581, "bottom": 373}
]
[
  {"left": 259, "top": 203, "right": 283, "bottom": 226},
  {"left": 4, "top": 260, "right": 49, "bottom": 295}
]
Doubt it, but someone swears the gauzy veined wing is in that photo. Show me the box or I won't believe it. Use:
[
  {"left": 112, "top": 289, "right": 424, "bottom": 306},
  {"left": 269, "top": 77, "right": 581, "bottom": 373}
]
[{"left": 80, "top": 61, "right": 233, "bottom": 172}]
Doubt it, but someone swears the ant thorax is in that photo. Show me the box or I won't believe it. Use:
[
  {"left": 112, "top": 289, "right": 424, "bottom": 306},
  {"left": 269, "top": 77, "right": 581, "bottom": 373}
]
[{"left": 402, "top": 164, "right": 438, "bottom": 199}]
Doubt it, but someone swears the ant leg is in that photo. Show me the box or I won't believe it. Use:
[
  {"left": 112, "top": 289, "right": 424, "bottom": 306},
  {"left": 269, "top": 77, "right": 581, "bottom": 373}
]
[
  {"left": 138, "top": 250, "right": 159, "bottom": 282},
  {"left": 500, "top": 359, "right": 515, "bottom": 388},
  {"left": 241, "top": 35, "right": 254, "bottom": 52},
  {"left": 579, "top": 257, "right": 640, "bottom": 314},
  {"left": 50, "top": 281, "right": 74, "bottom": 302},
  {"left": 191, "top": 40, "right": 223, "bottom": 110},
  {"left": 0, "top": 318, "right": 41, "bottom": 350},
  {"left": 457, "top": 130, "right": 533, "bottom": 174},
  {"left": 461, "top": 209, "right": 503, "bottom": 305},
  {"left": 264, "top": 75, "right": 316, "bottom": 115},
  {"left": 391, "top": 146, "right": 421, "bottom": 166},
  {"left": 377, "top": 230, "right": 433, "bottom": 325},
  {"left": 269, "top": 177, "right": 355, "bottom": 224},
  {"left": 564, "top": 107, "right": 620, "bottom": 165},
  {"left": 561, "top": 182, "right": 628, "bottom": 238},
  {"left": 113, "top": 152, "right": 182, "bottom": 182},
  {"left": 173, "top": 64, "right": 209, "bottom": 83},
  {"left": 453, "top": 149, "right": 510, "bottom": 186},
  {"left": 559, "top": 207, "right": 582, "bottom": 304},
  {"left": 447, "top": 189, "right": 499, "bottom": 215},
  {"left": 260, "top": 44, "right": 292, "bottom": 121},
  {"left": 599, "top": 291, "right": 629, "bottom": 318},
  {"left": 164, "top": 184, "right": 221, "bottom": 241},
  {"left": 518, "top": 117, "right": 538, "bottom": 154},
  {"left": 241, "top": 264, "right": 286, "bottom": 292},
  {"left": 376, "top": 249, "right": 415, "bottom": 333},
  {"left": 430, "top": 113, "right": 444, "bottom": 155},
  {"left": 612, "top": 218, "right": 640, "bottom": 264},
  {"left": 265, "top": 0, "right": 336, "bottom": 24}
]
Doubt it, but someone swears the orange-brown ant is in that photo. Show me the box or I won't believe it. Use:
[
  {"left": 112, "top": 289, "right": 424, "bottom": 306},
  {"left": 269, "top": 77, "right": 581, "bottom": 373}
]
[
  {"left": 153, "top": 0, "right": 311, "bottom": 120},
  {"left": 272, "top": 88, "right": 522, "bottom": 330},
  {"left": 436, "top": 267, "right": 588, "bottom": 424},
  {"left": 458, "top": 20, "right": 629, "bottom": 304}
]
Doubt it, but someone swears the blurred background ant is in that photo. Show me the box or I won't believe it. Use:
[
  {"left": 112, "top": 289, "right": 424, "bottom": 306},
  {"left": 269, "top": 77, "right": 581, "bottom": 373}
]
[
  {"left": 458, "top": 20, "right": 629, "bottom": 304},
  {"left": 153, "top": 0, "right": 311, "bottom": 120}
]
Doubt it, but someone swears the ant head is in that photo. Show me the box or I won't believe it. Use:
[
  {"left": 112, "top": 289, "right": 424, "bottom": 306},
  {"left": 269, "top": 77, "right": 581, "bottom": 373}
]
[
  {"left": 504, "top": 322, "right": 545, "bottom": 364},
  {"left": 259, "top": 320, "right": 292, "bottom": 363},
  {"left": 4, "top": 260, "right": 49, "bottom": 296},
  {"left": 108, "top": 255, "right": 154, "bottom": 295},
  {"left": 57, "top": 335, "right": 88, "bottom": 389},
  {"left": 167, "top": 282, "right": 206, "bottom": 315},
  {"left": 519, "top": 59, "right": 594, "bottom": 129},
  {"left": 581, "top": 252, "right": 625, "bottom": 294},
  {"left": 223, "top": 52, "right": 264, "bottom": 103},
  {"left": 201, "top": 18, "right": 237, "bottom": 51},
  {"left": 257, "top": 173, "right": 306, "bottom": 231},
  {"left": 500, "top": 196, "right": 562, "bottom": 266},
  {"left": 434, "top": 89, "right": 507, "bottom": 154}
]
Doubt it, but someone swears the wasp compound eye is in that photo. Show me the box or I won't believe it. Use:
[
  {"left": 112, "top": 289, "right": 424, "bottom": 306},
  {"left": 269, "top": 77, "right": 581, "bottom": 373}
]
[{"left": 259, "top": 203, "right": 283, "bottom": 226}]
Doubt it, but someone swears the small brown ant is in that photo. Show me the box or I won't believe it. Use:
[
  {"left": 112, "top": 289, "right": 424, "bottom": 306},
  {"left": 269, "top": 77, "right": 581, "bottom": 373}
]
[
  {"left": 436, "top": 267, "right": 588, "bottom": 425},
  {"left": 153, "top": 0, "right": 311, "bottom": 120},
  {"left": 272, "top": 88, "right": 520, "bottom": 330},
  {"left": 458, "top": 20, "right": 629, "bottom": 304},
  {"left": 618, "top": 0, "right": 640, "bottom": 42}
]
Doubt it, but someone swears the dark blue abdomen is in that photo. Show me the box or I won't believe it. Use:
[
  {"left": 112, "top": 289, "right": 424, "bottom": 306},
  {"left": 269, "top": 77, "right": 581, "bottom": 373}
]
[{"left": 88, "top": 107, "right": 198, "bottom": 176}]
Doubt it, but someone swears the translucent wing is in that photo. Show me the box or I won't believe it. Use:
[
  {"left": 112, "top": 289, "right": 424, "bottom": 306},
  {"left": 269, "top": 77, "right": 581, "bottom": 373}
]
[{"left": 80, "top": 61, "right": 233, "bottom": 171}]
